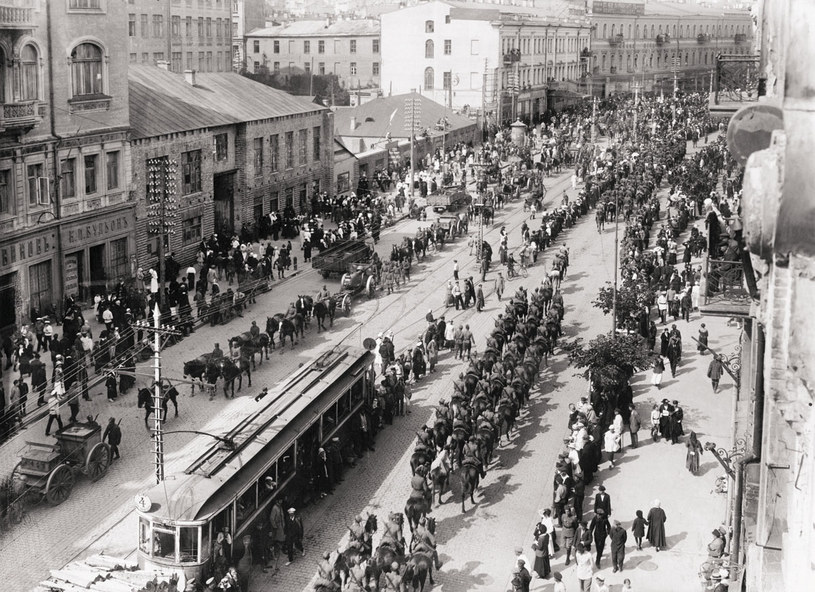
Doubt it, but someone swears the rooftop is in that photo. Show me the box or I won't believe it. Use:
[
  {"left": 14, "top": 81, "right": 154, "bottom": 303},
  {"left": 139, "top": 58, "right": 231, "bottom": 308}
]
[
  {"left": 128, "top": 66, "right": 325, "bottom": 139},
  {"left": 247, "top": 18, "right": 380, "bottom": 38}
]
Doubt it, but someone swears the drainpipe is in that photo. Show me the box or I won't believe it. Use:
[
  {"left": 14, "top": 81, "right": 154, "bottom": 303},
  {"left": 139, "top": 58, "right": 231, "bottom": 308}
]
[
  {"left": 46, "top": 0, "right": 65, "bottom": 315},
  {"left": 729, "top": 324, "right": 765, "bottom": 581}
]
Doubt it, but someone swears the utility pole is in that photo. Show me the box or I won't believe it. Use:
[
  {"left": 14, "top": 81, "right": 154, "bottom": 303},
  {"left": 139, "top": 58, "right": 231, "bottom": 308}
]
[
  {"left": 405, "top": 91, "right": 420, "bottom": 198},
  {"left": 134, "top": 306, "right": 181, "bottom": 484},
  {"left": 612, "top": 190, "right": 620, "bottom": 337},
  {"left": 591, "top": 96, "right": 597, "bottom": 145},
  {"left": 633, "top": 80, "right": 641, "bottom": 143}
]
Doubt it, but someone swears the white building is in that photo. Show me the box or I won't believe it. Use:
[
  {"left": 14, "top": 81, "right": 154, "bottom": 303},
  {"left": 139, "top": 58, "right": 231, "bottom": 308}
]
[{"left": 380, "top": 0, "right": 591, "bottom": 124}]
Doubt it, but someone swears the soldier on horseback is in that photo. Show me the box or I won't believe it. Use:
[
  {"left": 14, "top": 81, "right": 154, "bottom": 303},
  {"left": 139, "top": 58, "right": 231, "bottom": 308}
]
[{"left": 412, "top": 518, "right": 442, "bottom": 570}]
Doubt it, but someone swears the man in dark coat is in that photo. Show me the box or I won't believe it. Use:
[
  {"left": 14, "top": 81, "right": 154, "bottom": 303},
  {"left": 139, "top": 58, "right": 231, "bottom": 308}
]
[
  {"left": 609, "top": 519, "right": 627, "bottom": 572},
  {"left": 646, "top": 500, "right": 667, "bottom": 551},
  {"left": 284, "top": 507, "right": 305, "bottom": 564},
  {"left": 593, "top": 485, "right": 612, "bottom": 516},
  {"left": 589, "top": 508, "right": 611, "bottom": 567},
  {"left": 103, "top": 417, "right": 122, "bottom": 460}
]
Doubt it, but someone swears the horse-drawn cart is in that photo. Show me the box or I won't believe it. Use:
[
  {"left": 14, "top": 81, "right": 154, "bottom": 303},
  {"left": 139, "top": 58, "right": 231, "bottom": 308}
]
[
  {"left": 336, "top": 261, "right": 378, "bottom": 315},
  {"left": 312, "top": 240, "right": 372, "bottom": 278},
  {"left": 428, "top": 190, "right": 472, "bottom": 213},
  {"left": 13, "top": 421, "right": 111, "bottom": 506}
]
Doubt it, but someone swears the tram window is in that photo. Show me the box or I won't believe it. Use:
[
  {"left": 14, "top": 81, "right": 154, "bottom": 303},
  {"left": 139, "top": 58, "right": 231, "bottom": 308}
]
[
  {"left": 139, "top": 518, "right": 151, "bottom": 554},
  {"left": 350, "top": 380, "right": 364, "bottom": 406},
  {"left": 179, "top": 527, "right": 199, "bottom": 563},
  {"left": 258, "top": 463, "right": 278, "bottom": 507},
  {"left": 236, "top": 485, "right": 258, "bottom": 530},
  {"left": 323, "top": 402, "right": 338, "bottom": 433},
  {"left": 338, "top": 391, "right": 351, "bottom": 419},
  {"left": 201, "top": 525, "right": 210, "bottom": 565},
  {"left": 212, "top": 505, "right": 233, "bottom": 549},
  {"left": 153, "top": 527, "right": 177, "bottom": 560},
  {"left": 278, "top": 446, "right": 294, "bottom": 482}
]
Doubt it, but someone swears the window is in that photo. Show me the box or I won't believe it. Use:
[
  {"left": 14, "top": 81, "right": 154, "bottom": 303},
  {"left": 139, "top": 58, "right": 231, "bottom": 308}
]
[
  {"left": 445, "top": 14, "right": 451, "bottom": 24},
  {"left": 273, "top": 62, "right": 279, "bottom": 72},
  {"left": 304, "top": 40, "right": 310, "bottom": 54},
  {"left": 152, "top": 15, "right": 164, "bottom": 38},
  {"left": 141, "top": 14, "right": 148, "bottom": 37},
  {"left": 0, "top": 170, "right": 11, "bottom": 214},
  {"left": 172, "top": 15, "right": 180, "bottom": 37},
  {"left": 298, "top": 129, "right": 307, "bottom": 165},
  {"left": 142, "top": 52, "right": 149, "bottom": 64},
  {"left": 253, "top": 40, "right": 259, "bottom": 53},
  {"left": 284, "top": 187, "right": 293, "bottom": 208},
  {"left": 186, "top": 16, "right": 192, "bottom": 37},
  {"left": 60, "top": 159, "right": 76, "bottom": 199},
  {"left": 425, "top": 20, "right": 434, "bottom": 33},
  {"left": 270, "top": 134, "right": 279, "bottom": 171},
  {"left": 318, "top": 62, "right": 325, "bottom": 75},
  {"left": 350, "top": 62, "right": 357, "bottom": 76},
  {"left": 70, "top": 43, "right": 103, "bottom": 97},
  {"left": 424, "top": 66, "right": 434, "bottom": 90},
  {"left": 106, "top": 151, "right": 119, "bottom": 190},
  {"left": 373, "top": 62, "right": 379, "bottom": 76},
  {"left": 129, "top": 14, "right": 136, "bottom": 36},
  {"left": 172, "top": 51, "right": 182, "bottom": 72},
  {"left": 253, "top": 137, "right": 264, "bottom": 176},
  {"left": 20, "top": 45, "right": 39, "bottom": 101},
  {"left": 29, "top": 261, "right": 52, "bottom": 315},
  {"left": 336, "top": 172, "right": 350, "bottom": 193},
  {"left": 186, "top": 51, "right": 192, "bottom": 68},
  {"left": 285, "top": 131, "right": 294, "bottom": 169},
  {"left": 215, "top": 18, "right": 221, "bottom": 39},
  {"left": 197, "top": 17, "right": 203, "bottom": 38},
  {"left": 214, "top": 133, "right": 228, "bottom": 160},
  {"left": 304, "top": 61, "right": 310, "bottom": 74},
  {"left": 443, "top": 71, "right": 451, "bottom": 89},
  {"left": 206, "top": 17, "right": 212, "bottom": 38},
  {"left": 181, "top": 150, "right": 201, "bottom": 194},
  {"left": 182, "top": 215, "right": 203, "bottom": 244},
  {"left": 109, "top": 237, "right": 128, "bottom": 282},
  {"left": 318, "top": 40, "right": 325, "bottom": 54},
  {"left": 425, "top": 39, "right": 434, "bottom": 58},
  {"left": 270, "top": 191, "right": 279, "bottom": 212},
  {"left": 372, "top": 39, "right": 379, "bottom": 53},
  {"left": 273, "top": 40, "right": 279, "bottom": 53},
  {"left": 350, "top": 39, "right": 357, "bottom": 54},
  {"left": 206, "top": 51, "right": 212, "bottom": 71},
  {"left": 444, "top": 39, "right": 451, "bottom": 55},
  {"left": 312, "top": 126, "right": 321, "bottom": 161},
  {"left": 198, "top": 51, "right": 205, "bottom": 68},
  {"left": 69, "top": 0, "right": 100, "bottom": 7},
  {"left": 471, "top": 39, "right": 479, "bottom": 54},
  {"left": 153, "top": 52, "right": 165, "bottom": 65},
  {"left": 129, "top": 53, "right": 136, "bottom": 63},
  {"left": 84, "top": 154, "right": 98, "bottom": 194}
]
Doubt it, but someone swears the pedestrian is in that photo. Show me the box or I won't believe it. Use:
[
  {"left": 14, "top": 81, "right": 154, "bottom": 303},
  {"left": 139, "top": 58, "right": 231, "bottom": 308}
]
[
  {"left": 284, "top": 507, "right": 305, "bottom": 565},
  {"left": 516, "top": 559, "right": 532, "bottom": 592},
  {"left": 552, "top": 571, "right": 566, "bottom": 592},
  {"left": 628, "top": 404, "right": 641, "bottom": 448},
  {"left": 609, "top": 519, "right": 627, "bottom": 572},
  {"left": 667, "top": 333, "right": 681, "bottom": 377},
  {"left": 105, "top": 371, "right": 118, "bottom": 402},
  {"left": 631, "top": 510, "right": 647, "bottom": 550},
  {"left": 452, "top": 281, "right": 464, "bottom": 310},
  {"left": 560, "top": 504, "right": 577, "bottom": 564},
  {"left": 9, "top": 379, "right": 22, "bottom": 425},
  {"left": 669, "top": 400, "right": 684, "bottom": 444},
  {"left": 650, "top": 403, "right": 661, "bottom": 442},
  {"left": 697, "top": 323, "right": 709, "bottom": 354},
  {"left": 651, "top": 354, "right": 665, "bottom": 389},
  {"left": 45, "top": 389, "right": 64, "bottom": 436},
  {"left": 646, "top": 500, "right": 667, "bottom": 551},
  {"left": 512, "top": 545, "right": 531, "bottom": 573},
  {"left": 574, "top": 542, "right": 593, "bottom": 592},
  {"left": 532, "top": 525, "right": 551, "bottom": 579},
  {"left": 603, "top": 426, "right": 620, "bottom": 469},
  {"left": 103, "top": 417, "right": 122, "bottom": 460},
  {"left": 686, "top": 430, "right": 704, "bottom": 474},
  {"left": 622, "top": 578, "right": 633, "bottom": 592},
  {"left": 707, "top": 354, "right": 724, "bottom": 393},
  {"left": 593, "top": 485, "right": 611, "bottom": 516},
  {"left": 595, "top": 575, "right": 609, "bottom": 592},
  {"left": 266, "top": 498, "right": 286, "bottom": 573},
  {"left": 476, "top": 283, "right": 485, "bottom": 312},
  {"left": 589, "top": 509, "right": 611, "bottom": 567},
  {"left": 453, "top": 259, "right": 459, "bottom": 281},
  {"left": 495, "top": 271, "right": 505, "bottom": 300},
  {"left": 462, "top": 324, "right": 474, "bottom": 360}
]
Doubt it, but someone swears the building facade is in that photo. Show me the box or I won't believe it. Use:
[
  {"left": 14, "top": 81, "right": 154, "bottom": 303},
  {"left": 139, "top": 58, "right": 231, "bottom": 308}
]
[
  {"left": 0, "top": 0, "right": 133, "bottom": 334},
  {"left": 231, "top": 0, "right": 266, "bottom": 72},
  {"left": 128, "top": 66, "right": 332, "bottom": 269},
  {"left": 587, "top": 0, "right": 754, "bottom": 96},
  {"left": 380, "top": 1, "right": 592, "bottom": 125},
  {"left": 245, "top": 19, "right": 380, "bottom": 89},
  {"left": 126, "top": 0, "right": 233, "bottom": 73}
]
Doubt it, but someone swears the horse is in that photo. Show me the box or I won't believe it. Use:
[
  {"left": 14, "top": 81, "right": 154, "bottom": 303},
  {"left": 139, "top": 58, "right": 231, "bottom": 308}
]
[
  {"left": 215, "top": 357, "right": 252, "bottom": 397},
  {"left": 405, "top": 490, "right": 432, "bottom": 533},
  {"left": 230, "top": 333, "right": 266, "bottom": 370},
  {"left": 460, "top": 458, "right": 481, "bottom": 512},
  {"left": 137, "top": 384, "right": 179, "bottom": 430},
  {"left": 296, "top": 295, "right": 313, "bottom": 327},
  {"left": 267, "top": 315, "right": 297, "bottom": 349},
  {"left": 428, "top": 446, "right": 451, "bottom": 506}
]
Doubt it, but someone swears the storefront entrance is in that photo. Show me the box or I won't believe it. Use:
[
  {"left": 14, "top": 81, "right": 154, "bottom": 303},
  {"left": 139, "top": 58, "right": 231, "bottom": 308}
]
[
  {"left": 214, "top": 172, "right": 235, "bottom": 236},
  {"left": 89, "top": 244, "right": 106, "bottom": 297},
  {"left": 29, "top": 260, "right": 53, "bottom": 318},
  {"left": 0, "top": 272, "right": 17, "bottom": 333}
]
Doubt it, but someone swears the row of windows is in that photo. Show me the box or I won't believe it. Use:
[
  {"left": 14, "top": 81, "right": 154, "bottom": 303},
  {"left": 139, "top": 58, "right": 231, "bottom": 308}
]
[
  {"left": 424, "top": 39, "right": 453, "bottom": 58},
  {"left": 597, "top": 46, "right": 750, "bottom": 72},
  {"left": 0, "top": 150, "right": 121, "bottom": 216},
  {"left": 501, "top": 36, "right": 589, "bottom": 57},
  {"left": 597, "top": 22, "right": 748, "bottom": 40},
  {"left": 128, "top": 14, "right": 231, "bottom": 41},
  {"left": 263, "top": 38, "right": 378, "bottom": 55},
  {"left": 129, "top": 50, "right": 229, "bottom": 73},
  {"left": 258, "top": 61, "right": 379, "bottom": 77}
]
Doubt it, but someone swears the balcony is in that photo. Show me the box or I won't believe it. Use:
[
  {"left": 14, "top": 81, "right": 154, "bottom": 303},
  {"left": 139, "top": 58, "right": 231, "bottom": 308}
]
[
  {"left": 0, "top": 100, "right": 44, "bottom": 132},
  {"left": 0, "top": 1, "right": 36, "bottom": 30},
  {"left": 699, "top": 254, "right": 754, "bottom": 317}
]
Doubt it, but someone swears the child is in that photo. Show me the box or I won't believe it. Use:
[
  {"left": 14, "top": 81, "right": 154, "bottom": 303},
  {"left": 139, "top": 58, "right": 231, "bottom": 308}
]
[
  {"left": 632, "top": 510, "right": 648, "bottom": 551},
  {"left": 622, "top": 578, "right": 633, "bottom": 591}
]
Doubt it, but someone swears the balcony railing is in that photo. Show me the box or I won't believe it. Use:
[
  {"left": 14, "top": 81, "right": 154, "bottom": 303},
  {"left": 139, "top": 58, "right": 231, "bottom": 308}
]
[
  {"left": 0, "top": 1, "right": 36, "bottom": 29},
  {"left": 700, "top": 255, "right": 752, "bottom": 317},
  {"left": 0, "top": 100, "right": 43, "bottom": 131}
]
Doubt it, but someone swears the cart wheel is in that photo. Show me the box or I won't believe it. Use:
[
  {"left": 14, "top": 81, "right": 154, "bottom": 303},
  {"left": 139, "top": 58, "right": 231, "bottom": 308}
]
[
  {"left": 341, "top": 273, "right": 350, "bottom": 288},
  {"left": 45, "top": 464, "right": 75, "bottom": 506},
  {"left": 366, "top": 276, "right": 375, "bottom": 299},
  {"left": 341, "top": 294, "right": 351, "bottom": 316},
  {"left": 86, "top": 442, "right": 112, "bottom": 482}
]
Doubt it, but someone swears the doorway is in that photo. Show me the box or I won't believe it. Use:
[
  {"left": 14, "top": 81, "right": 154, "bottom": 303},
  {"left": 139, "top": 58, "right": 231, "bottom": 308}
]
[
  {"left": 0, "top": 272, "right": 17, "bottom": 333},
  {"left": 89, "top": 244, "right": 106, "bottom": 297},
  {"left": 214, "top": 172, "right": 235, "bottom": 236}
]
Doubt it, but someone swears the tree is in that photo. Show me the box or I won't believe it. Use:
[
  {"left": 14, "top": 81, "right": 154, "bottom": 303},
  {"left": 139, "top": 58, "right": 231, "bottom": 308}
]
[
  {"left": 564, "top": 332, "right": 652, "bottom": 392},
  {"left": 593, "top": 281, "right": 654, "bottom": 328}
]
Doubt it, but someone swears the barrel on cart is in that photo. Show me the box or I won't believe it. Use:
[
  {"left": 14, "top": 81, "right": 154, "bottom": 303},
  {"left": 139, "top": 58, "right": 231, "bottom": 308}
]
[
  {"left": 13, "top": 421, "right": 111, "bottom": 506},
  {"left": 311, "top": 240, "right": 372, "bottom": 278}
]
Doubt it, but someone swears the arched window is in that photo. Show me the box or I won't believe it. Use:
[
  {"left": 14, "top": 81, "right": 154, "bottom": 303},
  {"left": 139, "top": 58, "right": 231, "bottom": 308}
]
[
  {"left": 651, "top": 25, "right": 655, "bottom": 38},
  {"left": 424, "top": 66, "right": 434, "bottom": 90},
  {"left": 425, "top": 39, "right": 434, "bottom": 59},
  {"left": 71, "top": 42, "right": 103, "bottom": 96},
  {"left": 0, "top": 48, "right": 5, "bottom": 103},
  {"left": 602, "top": 24, "right": 607, "bottom": 38},
  {"left": 601, "top": 54, "right": 606, "bottom": 71},
  {"left": 672, "top": 25, "right": 676, "bottom": 37},
  {"left": 611, "top": 24, "right": 615, "bottom": 37},
  {"left": 656, "top": 55, "right": 660, "bottom": 68},
  {"left": 425, "top": 20, "right": 434, "bottom": 33},
  {"left": 21, "top": 44, "right": 39, "bottom": 101},
  {"left": 627, "top": 24, "right": 632, "bottom": 38},
  {"left": 635, "top": 25, "right": 639, "bottom": 39},
  {"left": 703, "top": 53, "right": 707, "bottom": 65},
  {"left": 634, "top": 54, "right": 638, "bottom": 69}
]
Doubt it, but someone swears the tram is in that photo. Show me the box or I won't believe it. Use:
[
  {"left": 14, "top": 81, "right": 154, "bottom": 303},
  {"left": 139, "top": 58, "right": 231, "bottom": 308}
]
[{"left": 135, "top": 345, "right": 375, "bottom": 579}]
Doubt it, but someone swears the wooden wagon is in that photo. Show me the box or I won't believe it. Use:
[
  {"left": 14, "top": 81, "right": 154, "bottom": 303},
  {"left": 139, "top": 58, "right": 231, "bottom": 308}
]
[
  {"left": 311, "top": 240, "right": 372, "bottom": 278},
  {"left": 13, "top": 421, "right": 111, "bottom": 506}
]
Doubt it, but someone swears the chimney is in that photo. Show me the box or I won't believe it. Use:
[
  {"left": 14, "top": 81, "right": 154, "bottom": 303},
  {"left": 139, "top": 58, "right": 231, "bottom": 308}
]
[
  {"left": 156, "top": 60, "right": 170, "bottom": 71},
  {"left": 184, "top": 69, "right": 197, "bottom": 86},
  {"left": 350, "top": 116, "right": 357, "bottom": 131}
]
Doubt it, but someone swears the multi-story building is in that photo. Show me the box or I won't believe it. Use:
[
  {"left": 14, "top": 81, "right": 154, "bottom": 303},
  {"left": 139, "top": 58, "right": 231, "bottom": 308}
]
[
  {"left": 128, "top": 65, "right": 333, "bottom": 268},
  {"left": 126, "top": 0, "right": 232, "bottom": 73},
  {"left": 231, "top": 0, "right": 266, "bottom": 72},
  {"left": 0, "top": 0, "right": 132, "bottom": 333},
  {"left": 245, "top": 19, "right": 381, "bottom": 89},
  {"left": 586, "top": 0, "right": 754, "bottom": 96},
  {"left": 380, "top": 1, "right": 592, "bottom": 125}
]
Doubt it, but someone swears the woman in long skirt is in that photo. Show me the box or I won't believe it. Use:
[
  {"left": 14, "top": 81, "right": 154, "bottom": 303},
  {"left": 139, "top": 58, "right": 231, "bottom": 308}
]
[
  {"left": 651, "top": 355, "right": 665, "bottom": 389},
  {"left": 533, "top": 526, "right": 551, "bottom": 579},
  {"left": 697, "top": 323, "right": 709, "bottom": 354},
  {"left": 686, "top": 431, "right": 704, "bottom": 474}
]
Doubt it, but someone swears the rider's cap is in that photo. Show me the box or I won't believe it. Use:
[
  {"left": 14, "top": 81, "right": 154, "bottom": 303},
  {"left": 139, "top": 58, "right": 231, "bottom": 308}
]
[{"left": 288, "top": 507, "right": 296, "bottom": 513}]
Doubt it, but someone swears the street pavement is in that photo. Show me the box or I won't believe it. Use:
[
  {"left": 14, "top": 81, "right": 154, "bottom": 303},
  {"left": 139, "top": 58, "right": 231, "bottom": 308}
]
[{"left": 2, "top": 137, "right": 737, "bottom": 592}]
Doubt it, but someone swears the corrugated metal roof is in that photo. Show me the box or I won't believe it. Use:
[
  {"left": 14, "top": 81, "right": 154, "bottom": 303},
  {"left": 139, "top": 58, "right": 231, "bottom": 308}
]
[
  {"left": 248, "top": 18, "right": 379, "bottom": 38},
  {"left": 332, "top": 92, "right": 476, "bottom": 140},
  {"left": 128, "top": 66, "right": 327, "bottom": 139},
  {"left": 644, "top": 1, "right": 751, "bottom": 17}
]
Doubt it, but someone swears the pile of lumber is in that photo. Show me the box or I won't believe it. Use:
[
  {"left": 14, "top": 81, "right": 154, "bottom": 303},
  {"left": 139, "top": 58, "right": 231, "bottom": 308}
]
[{"left": 32, "top": 555, "right": 184, "bottom": 592}]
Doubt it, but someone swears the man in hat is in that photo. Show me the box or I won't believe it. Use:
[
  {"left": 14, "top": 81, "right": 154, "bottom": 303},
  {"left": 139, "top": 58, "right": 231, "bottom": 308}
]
[
  {"left": 594, "top": 484, "right": 612, "bottom": 517},
  {"left": 609, "top": 519, "right": 627, "bottom": 572},
  {"left": 103, "top": 417, "right": 122, "bottom": 460},
  {"left": 595, "top": 575, "right": 609, "bottom": 592},
  {"left": 589, "top": 508, "right": 611, "bottom": 568},
  {"left": 203, "top": 576, "right": 217, "bottom": 592},
  {"left": 513, "top": 545, "right": 531, "bottom": 574},
  {"left": 516, "top": 558, "right": 532, "bottom": 592},
  {"left": 552, "top": 571, "right": 566, "bottom": 592},
  {"left": 284, "top": 506, "right": 305, "bottom": 565}
]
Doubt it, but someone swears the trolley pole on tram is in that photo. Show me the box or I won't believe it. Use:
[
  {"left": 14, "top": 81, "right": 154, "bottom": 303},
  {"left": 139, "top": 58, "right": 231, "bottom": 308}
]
[{"left": 135, "top": 304, "right": 181, "bottom": 484}]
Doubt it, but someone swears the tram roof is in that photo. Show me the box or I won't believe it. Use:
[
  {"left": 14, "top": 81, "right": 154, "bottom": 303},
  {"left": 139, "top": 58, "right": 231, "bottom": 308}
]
[{"left": 138, "top": 346, "right": 373, "bottom": 523}]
